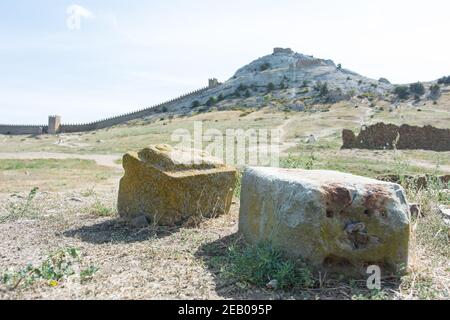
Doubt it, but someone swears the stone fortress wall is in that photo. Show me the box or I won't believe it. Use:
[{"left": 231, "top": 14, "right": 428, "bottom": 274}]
[
  {"left": 0, "top": 79, "right": 221, "bottom": 135},
  {"left": 0, "top": 124, "right": 47, "bottom": 135},
  {"left": 342, "top": 123, "right": 450, "bottom": 151}
]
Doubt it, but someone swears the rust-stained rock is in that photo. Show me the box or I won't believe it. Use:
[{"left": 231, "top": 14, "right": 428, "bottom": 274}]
[
  {"left": 118, "top": 144, "right": 237, "bottom": 226},
  {"left": 342, "top": 123, "right": 450, "bottom": 151},
  {"left": 239, "top": 167, "right": 411, "bottom": 276}
]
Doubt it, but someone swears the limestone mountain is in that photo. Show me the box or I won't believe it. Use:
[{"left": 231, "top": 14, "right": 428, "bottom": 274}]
[
  {"left": 232, "top": 48, "right": 391, "bottom": 92},
  {"left": 207, "top": 47, "right": 394, "bottom": 107}
]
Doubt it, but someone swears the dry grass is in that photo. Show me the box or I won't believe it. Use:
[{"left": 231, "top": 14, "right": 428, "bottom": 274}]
[
  {"left": 0, "top": 181, "right": 448, "bottom": 300},
  {"left": 0, "top": 159, "right": 120, "bottom": 193}
]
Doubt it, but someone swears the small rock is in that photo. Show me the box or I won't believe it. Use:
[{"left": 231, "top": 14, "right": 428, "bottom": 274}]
[
  {"left": 438, "top": 205, "right": 450, "bottom": 219},
  {"left": 131, "top": 215, "right": 150, "bottom": 228},
  {"left": 266, "top": 279, "right": 279, "bottom": 290},
  {"left": 305, "top": 134, "right": 316, "bottom": 144},
  {"left": 70, "top": 197, "right": 83, "bottom": 202}
]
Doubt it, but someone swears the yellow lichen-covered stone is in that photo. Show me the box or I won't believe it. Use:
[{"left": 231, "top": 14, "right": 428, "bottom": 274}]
[{"left": 118, "top": 144, "right": 237, "bottom": 226}]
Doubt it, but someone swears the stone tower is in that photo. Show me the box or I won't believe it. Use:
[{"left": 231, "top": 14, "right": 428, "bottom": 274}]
[
  {"left": 48, "top": 115, "right": 61, "bottom": 134},
  {"left": 208, "top": 78, "right": 219, "bottom": 88}
]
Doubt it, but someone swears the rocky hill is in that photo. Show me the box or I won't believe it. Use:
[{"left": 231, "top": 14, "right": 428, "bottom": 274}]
[
  {"left": 195, "top": 47, "right": 447, "bottom": 114},
  {"left": 203, "top": 47, "right": 393, "bottom": 108},
  {"left": 230, "top": 48, "right": 391, "bottom": 93}
]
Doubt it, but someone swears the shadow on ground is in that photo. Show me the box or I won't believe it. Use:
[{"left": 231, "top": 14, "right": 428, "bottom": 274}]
[{"left": 63, "top": 218, "right": 180, "bottom": 244}]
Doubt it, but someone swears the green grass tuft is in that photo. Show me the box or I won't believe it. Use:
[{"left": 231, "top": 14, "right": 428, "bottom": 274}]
[{"left": 219, "top": 241, "right": 315, "bottom": 290}]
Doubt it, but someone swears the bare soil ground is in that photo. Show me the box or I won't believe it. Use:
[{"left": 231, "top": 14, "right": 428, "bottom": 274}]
[{"left": 0, "top": 186, "right": 448, "bottom": 300}]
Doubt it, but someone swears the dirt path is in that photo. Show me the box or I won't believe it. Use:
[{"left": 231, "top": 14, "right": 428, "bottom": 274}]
[{"left": 0, "top": 152, "right": 123, "bottom": 169}]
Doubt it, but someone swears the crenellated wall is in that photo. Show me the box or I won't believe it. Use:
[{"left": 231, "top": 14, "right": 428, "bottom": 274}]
[
  {"left": 0, "top": 124, "right": 46, "bottom": 135},
  {"left": 0, "top": 84, "right": 217, "bottom": 135}
]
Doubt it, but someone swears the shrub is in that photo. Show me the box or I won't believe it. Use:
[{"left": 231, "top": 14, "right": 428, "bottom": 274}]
[
  {"left": 206, "top": 97, "right": 217, "bottom": 107},
  {"left": 259, "top": 62, "right": 271, "bottom": 71},
  {"left": 217, "top": 93, "right": 224, "bottom": 101},
  {"left": 429, "top": 84, "right": 441, "bottom": 99},
  {"left": 267, "top": 82, "right": 275, "bottom": 92},
  {"left": 161, "top": 106, "right": 168, "bottom": 113},
  {"left": 244, "top": 89, "right": 251, "bottom": 98},
  {"left": 409, "top": 82, "right": 425, "bottom": 96},
  {"left": 393, "top": 86, "right": 410, "bottom": 100},
  {"left": 314, "top": 82, "right": 329, "bottom": 97},
  {"left": 191, "top": 100, "right": 200, "bottom": 109},
  {"left": 237, "top": 83, "right": 248, "bottom": 92},
  {"left": 437, "top": 76, "right": 450, "bottom": 85},
  {"left": 337, "top": 63, "right": 342, "bottom": 70}
]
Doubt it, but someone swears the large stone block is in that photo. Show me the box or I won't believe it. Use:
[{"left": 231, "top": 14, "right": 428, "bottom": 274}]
[
  {"left": 118, "top": 144, "right": 237, "bottom": 226},
  {"left": 239, "top": 167, "right": 411, "bottom": 275}
]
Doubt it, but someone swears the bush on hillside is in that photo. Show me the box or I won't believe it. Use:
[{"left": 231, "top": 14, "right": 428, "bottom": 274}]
[
  {"left": 259, "top": 62, "right": 271, "bottom": 71},
  {"left": 393, "top": 86, "right": 410, "bottom": 100},
  {"left": 437, "top": 76, "right": 450, "bottom": 85},
  {"left": 409, "top": 82, "right": 425, "bottom": 96}
]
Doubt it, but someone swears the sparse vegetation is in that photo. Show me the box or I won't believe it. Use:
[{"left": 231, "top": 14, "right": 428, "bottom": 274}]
[
  {"left": 88, "top": 199, "right": 116, "bottom": 217},
  {"left": 1, "top": 247, "right": 98, "bottom": 289},
  {"left": 217, "top": 241, "right": 315, "bottom": 290},
  {"left": 1, "top": 187, "right": 39, "bottom": 223}
]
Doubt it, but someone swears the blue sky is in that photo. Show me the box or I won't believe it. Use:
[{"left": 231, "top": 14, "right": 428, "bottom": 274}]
[{"left": 1, "top": 0, "right": 450, "bottom": 124}]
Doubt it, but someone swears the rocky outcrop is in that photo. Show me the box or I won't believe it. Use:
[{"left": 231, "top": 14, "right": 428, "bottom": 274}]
[
  {"left": 342, "top": 123, "right": 450, "bottom": 151},
  {"left": 118, "top": 144, "right": 237, "bottom": 226},
  {"left": 239, "top": 167, "right": 411, "bottom": 276},
  {"left": 228, "top": 48, "right": 393, "bottom": 98}
]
